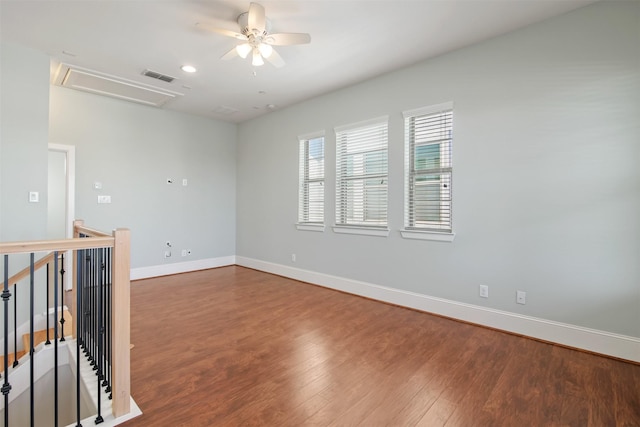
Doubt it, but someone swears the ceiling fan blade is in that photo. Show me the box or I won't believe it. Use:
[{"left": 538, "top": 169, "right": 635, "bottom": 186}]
[
  {"left": 221, "top": 47, "right": 239, "bottom": 60},
  {"left": 265, "top": 48, "right": 285, "bottom": 68},
  {"left": 248, "top": 2, "right": 266, "bottom": 34},
  {"left": 196, "top": 23, "right": 247, "bottom": 40},
  {"left": 265, "top": 32, "right": 311, "bottom": 46}
]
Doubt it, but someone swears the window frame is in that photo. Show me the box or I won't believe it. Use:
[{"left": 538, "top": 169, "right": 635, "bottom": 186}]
[
  {"left": 402, "top": 103, "right": 455, "bottom": 242},
  {"left": 297, "top": 132, "right": 325, "bottom": 232},
  {"left": 334, "top": 116, "right": 390, "bottom": 237}
]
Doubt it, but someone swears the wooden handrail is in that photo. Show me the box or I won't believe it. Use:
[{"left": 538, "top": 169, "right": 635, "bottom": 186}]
[
  {"left": 5, "top": 252, "right": 56, "bottom": 286},
  {"left": 75, "top": 224, "right": 111, "bottom": 238},
  {"left": 0, "top": 236, "right": 114, "bottom": 255}
]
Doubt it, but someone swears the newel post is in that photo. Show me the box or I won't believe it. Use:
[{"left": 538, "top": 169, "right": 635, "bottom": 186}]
[
  {"left": 111, "top": 228, "right": 131, "bottom": 417},
  {"left": 70, "top": 219, "right": 85, "bottom": 339}
]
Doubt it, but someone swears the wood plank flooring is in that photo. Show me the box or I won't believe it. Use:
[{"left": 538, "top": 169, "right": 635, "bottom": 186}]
[{"left": 122, "top": 266, "right": 640, "bottom": 427}]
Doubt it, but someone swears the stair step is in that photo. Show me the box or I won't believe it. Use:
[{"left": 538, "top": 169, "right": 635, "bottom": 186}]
[
  {"left": 22, "top": 310, "right": 73, "bottom": 352},
  {"left": 0, "top": 350, "right": 26, "bottom": 368}
]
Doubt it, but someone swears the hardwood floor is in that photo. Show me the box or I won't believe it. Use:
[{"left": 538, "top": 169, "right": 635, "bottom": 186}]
[{"left": 122, "top": 266, "right": 640, "bottom": 427}]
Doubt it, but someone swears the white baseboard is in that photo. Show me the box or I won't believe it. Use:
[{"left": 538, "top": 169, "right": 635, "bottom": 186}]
[
  {"left": 235, "top": 256, "right": 640, "bottom": 363},
  {"left": 130, "top": 256, "right": 236, "bottom": 281}
]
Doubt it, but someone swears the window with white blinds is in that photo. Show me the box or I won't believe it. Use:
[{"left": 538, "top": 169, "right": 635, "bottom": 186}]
[
  {"left": 298, "top": 135, "right": 325, "bottom": 224},
  {"left": 335, "top": 117, "right": 388, "bottom": 229},
  {"left": 404, "top": 103, "right": 453, "bottom": 233}
]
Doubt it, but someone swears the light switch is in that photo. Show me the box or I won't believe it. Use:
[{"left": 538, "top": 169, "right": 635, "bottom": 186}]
[
  {"left": 29, "top": 191, "right": 39, "bottom": 203},
  {"left": 94, "top": 182, "right": 103, "bottom": 190},
  {"left": 97, "top": 195, "right": 111, "bottom": 204}
]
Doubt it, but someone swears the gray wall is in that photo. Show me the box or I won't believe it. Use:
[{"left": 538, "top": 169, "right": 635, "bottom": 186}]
[
  {"left": 1, "top": 41, "right": 237, "bottom": 333},
  {"left": 49, "top": 86, "right": 237, "bottom": 268},
  {"left": 0, "top": 42, "right": 50, "bottom": 243},
  {"left": 1, "top": 2, "right": 638, "bottom": 340},
  {"left": 236, "top": 1, "right": 640, "bottom": 337},
  {"left": 0, "top": 42, "right": 51, "bottom": 330}
]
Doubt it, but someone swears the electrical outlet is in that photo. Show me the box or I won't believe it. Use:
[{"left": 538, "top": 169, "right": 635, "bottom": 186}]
[
  {"left": 479, "top": 285, "right": 489, "bottom": 298},
  {"left": 181, "top": 249, "right": 187, "bottom": 257},
  {"left": 516, "top": 290, "right": 526, "bottom": 305},
  {"left": 164, "top": 251, "right": 171, "bottom": 258},
  {"left": 291, "top": 254, "right": 296, "bottom": 262}
]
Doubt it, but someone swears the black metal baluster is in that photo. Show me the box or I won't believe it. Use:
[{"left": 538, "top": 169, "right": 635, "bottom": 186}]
[
  {"left": 91, "top": 249, "right": 97, "bottom": 370},
  {"left": 60, "top": 253, "right": 66, "bottom": 342},
  {"left": 105, "top": 250, "right": 111, "bottom": 397},
  {"left": 54, "top": 251, "right": 60, "bottom": 427},
  {"left": 2, "top": 255, "right": 12, "bottom": 426},
  {"left": 84, "top": 251, "right": 91, "bottom": 360},
  {"left": 29, "top": 252, "right": 35, "bottom": 427},
  {"left": 46, "top": 262, "right": 51, "bottom": 345},
  {"left": 76, "top": 249, "right": 84, "bottom": 427},
  {"left": 13, "top": 283, "right": 18, "bottom": 368},
  {"left": 82, "top": 251, "right": 88, "bottom": 355},
  {"left": 94, "top": 248, "right": 98, "bottom": 371},
  {"left": 95, "top": 249, "right": 104, "bottom": 424}
]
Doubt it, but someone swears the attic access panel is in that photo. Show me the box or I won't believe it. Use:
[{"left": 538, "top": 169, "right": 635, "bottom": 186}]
[{"left": 53, "top": 64, "right": 182, "bottom": 107}]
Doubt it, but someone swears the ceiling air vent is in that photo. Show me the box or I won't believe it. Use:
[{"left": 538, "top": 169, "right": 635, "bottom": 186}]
[
  {"left": 142, "top": 69, "right": 176, "bottom": 83},
  {"left": 213, "top": 105, "right": 239, "bottom": 115},
  {"left": 52, "top": 64, "right": 182, "bottom": 107}
]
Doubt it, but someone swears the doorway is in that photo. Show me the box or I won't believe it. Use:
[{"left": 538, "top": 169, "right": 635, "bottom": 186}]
[{"left": 47, "top": 144, "right": 75, "bottom": 289}]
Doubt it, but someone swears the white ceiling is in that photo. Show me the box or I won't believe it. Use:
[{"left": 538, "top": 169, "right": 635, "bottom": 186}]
[{"left": 1, "top": 0, "right": 598, "bottom": 123}]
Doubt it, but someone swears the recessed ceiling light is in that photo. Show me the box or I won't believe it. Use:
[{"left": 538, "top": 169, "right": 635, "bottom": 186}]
[{"left": 181, "top": 65, "right": 197, "bottom": 73}]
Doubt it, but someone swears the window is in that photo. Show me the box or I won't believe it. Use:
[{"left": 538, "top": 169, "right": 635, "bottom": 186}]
[
  {"left": 403, "top": 103, "right": 453, "bottom": 239},
  {"left": 298, "top": 134, "right": 325, "bottom": 230},
  {"left": 335, "top": 117, "right": 388, "bottom": 234}
]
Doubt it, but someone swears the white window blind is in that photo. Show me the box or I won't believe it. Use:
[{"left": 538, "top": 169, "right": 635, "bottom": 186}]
[
  {"left": 404, "top": 104, "right": 453, "bottom": 232},
  {"left": 335, "top": 118, "right": 388, "bottom": 228},
  {"left": 298, "top": 135, "right": 325, "bottom": 223}
]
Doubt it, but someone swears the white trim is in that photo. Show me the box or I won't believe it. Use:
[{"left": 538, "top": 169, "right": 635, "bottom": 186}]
[
  {"left": 401, "top": 229, "right": 455, "bottom": 242},
  {"left": 297, "top": 130, "right": 325, "bottom": 141},
  {"left": 333, "top": 225, "right": 390, "bottom": 237},
  {"left": 296, "top": 223, "right": 325, "bottom": 232},
  {"left": 235, "top": 256, "right": 640, "bottom": 363},
  {"left": 334, "top": 115, "right": 389, "bottom": 133},
  {"left": 130, "top": 256, "right": 235, "bottom": 280},
  {"left": 48, "top": 143, "right": 76, "bottom": 290},
  {"left": 403, "top": 101, "right": 454, "bottom": 118}
]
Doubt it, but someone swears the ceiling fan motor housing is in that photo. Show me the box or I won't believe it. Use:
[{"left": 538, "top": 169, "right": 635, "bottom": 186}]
[{"left": 237, "top": 12, "right": 271, "bottom": 37}]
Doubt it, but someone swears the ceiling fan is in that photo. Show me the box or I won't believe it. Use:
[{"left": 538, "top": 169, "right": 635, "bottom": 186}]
[{"left": 200, "top": 2, "right": 311, "bottom": 68}]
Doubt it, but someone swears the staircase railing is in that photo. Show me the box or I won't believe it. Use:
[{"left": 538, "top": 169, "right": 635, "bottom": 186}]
[{"left": 0, "top": 220, "right": 131, "bottom": 426}]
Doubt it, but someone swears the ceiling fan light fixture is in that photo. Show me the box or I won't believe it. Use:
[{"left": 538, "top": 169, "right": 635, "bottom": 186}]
[
  {"left": 236, "top": 43, "right": 252, "bottom": 59},
  {"left": 258, "top": 43, "right": 273, "bottom": 58},
  {"left": 209, "top": 2, "right": 311, "bottom": 68},
  {"left": 252, "top": 50, "right": 265, "bottom": 66}
]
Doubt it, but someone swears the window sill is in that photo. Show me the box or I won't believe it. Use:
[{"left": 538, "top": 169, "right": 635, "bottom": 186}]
[
  {"left": 296, "top": 223, "right": 325, "bottom": 232},
  {"left": 401, "top": 229, "right": 455, "bottom": 242},
  {"left": 333, "top": 225, "right": 390, "bottom": 237}
]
